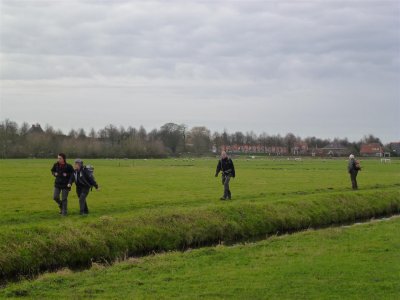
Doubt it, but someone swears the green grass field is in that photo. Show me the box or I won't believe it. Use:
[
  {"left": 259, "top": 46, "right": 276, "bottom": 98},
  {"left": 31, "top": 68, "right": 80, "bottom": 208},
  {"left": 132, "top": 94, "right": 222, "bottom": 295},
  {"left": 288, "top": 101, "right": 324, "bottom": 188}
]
[
  {"left": 1, "top": 157, "right": 398, "bottom": 227},
  {"left": 0, "top": 157, "right": 399, "bottom": 297},
  {"left": 2, "top": 216, "right": 399, "bottom": 299}
]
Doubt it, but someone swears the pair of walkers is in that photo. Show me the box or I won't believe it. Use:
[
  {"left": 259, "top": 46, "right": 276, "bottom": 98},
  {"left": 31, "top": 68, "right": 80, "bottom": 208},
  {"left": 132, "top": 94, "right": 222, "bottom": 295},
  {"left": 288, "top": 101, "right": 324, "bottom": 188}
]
[{"left": 51, "top": 153, "right": 99, "bottom": 216}]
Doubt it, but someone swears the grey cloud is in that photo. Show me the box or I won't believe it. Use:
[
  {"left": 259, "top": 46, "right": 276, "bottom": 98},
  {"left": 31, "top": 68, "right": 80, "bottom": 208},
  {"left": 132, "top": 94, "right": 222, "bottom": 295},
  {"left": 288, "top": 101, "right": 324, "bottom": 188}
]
[{"left": 0, "top": 0, "right": 399, "bottom": 142}]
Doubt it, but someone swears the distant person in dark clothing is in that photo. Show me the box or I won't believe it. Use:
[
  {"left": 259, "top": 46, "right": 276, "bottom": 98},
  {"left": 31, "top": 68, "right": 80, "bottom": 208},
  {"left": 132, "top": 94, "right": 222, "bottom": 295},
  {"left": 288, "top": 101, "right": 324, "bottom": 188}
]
[
  {"left": 348, "top": 154, "right": 361, "bottom": 190},
  {"left": 215, "top": 151, "right": 236, "bottom": 200},
  {"left": 51, "top": 153, "right": 74, "bottom": 216},
  {"left": 68, "top": 159, "right": 99, "bottom": 215}
]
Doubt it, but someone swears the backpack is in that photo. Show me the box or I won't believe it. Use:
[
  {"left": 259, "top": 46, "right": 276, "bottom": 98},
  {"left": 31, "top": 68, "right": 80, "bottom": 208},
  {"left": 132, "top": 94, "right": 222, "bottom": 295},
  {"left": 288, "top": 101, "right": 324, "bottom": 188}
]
[{"left": 83, "top": 165, "right": 96, "bottom": 187}]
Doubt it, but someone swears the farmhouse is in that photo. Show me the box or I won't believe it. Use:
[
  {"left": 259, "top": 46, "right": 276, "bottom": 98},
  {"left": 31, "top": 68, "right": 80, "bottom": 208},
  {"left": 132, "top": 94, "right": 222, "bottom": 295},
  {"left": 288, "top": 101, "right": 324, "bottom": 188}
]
[
  {"left": 321, "top": 142, "right": 349, "bottom": 157},
  {"left": 360, "top": 143, "right": 383, "bottom": 157},
  {"left": 389, "top": 142, "right": 400, "bottom": 156},
  {"left": 293, "top": 141, "right": 308, "bottom": 155},
  {"left": 28, "top": 123, "right": 44, "bottom": 134},
  {"left": 265, "top": 146, "right": 288, "bottom": 155}
]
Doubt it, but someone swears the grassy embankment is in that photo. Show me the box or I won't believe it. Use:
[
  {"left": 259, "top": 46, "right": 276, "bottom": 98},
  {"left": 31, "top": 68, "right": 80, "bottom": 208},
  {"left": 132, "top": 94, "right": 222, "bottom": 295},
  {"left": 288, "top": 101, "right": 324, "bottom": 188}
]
[{"left": 2, "top": 216, "right": 399, "bottom": 299}]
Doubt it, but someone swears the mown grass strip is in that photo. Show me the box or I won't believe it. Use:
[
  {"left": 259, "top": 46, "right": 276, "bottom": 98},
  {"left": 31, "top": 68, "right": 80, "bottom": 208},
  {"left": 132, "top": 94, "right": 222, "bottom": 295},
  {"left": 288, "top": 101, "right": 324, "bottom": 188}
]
[{"left": 0, "top": 189, "right": 399, "bottom": 282}]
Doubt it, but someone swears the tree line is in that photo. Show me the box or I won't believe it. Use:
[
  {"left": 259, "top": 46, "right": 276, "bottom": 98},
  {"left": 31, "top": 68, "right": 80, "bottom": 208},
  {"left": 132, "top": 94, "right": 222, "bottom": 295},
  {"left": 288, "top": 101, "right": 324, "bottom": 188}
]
[{"left": 0, "top": 119, "right": 392, "bottom": 158}]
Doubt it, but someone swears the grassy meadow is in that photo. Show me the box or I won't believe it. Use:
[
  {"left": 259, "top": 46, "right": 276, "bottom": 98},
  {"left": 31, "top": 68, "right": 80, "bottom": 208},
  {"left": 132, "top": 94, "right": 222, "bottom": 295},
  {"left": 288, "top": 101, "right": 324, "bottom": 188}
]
[
  {"left": 0, "top": 157, "right": 399, "bottom": 294},
  {"left": 1, "top": 157, "right": 398, "bottom": 227}
]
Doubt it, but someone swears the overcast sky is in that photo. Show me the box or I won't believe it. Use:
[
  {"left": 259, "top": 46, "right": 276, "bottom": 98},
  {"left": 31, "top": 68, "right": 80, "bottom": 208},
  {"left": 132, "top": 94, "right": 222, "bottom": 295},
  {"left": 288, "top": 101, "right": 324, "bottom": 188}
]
[{"left": 0, "top": 0, "right": 399, "bottom": 142}]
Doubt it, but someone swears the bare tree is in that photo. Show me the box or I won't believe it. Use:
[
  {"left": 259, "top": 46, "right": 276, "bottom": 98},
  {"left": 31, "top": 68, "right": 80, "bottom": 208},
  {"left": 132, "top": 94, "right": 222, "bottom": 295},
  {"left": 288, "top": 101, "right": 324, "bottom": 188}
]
[
  {"left": 189, "top": 126, "right": 211, "bottom": 154},
  {"left": 159, "top": 123, "right": 185, "bottom": 154}
]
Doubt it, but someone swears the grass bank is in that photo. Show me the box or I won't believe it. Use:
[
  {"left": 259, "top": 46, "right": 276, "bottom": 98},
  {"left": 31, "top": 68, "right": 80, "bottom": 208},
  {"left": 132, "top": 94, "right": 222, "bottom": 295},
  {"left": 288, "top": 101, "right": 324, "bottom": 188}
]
[
  {"left": 2, "top": 216, "right": 399, "bottom": 299},
  {"left": 1, "top": 189, "right": 399, "bottom": 282}
]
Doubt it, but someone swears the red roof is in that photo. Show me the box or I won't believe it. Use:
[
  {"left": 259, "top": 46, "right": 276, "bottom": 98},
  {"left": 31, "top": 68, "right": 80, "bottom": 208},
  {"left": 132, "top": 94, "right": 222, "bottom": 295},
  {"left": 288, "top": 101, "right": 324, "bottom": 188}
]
[{"left": 360, "top": 143, "right": 383, "bottom": 154}]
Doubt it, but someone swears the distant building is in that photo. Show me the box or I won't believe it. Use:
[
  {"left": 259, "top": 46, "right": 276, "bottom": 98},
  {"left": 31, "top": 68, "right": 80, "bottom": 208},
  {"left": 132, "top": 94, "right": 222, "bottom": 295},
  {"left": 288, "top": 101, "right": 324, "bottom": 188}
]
[
  {"left": 220, "top": 144, "right": 288, "bottom": 155},
  {"left": 312, "top": 147, "right": 325, "bottom": 156},
  {"left": 27, "top": 123, "right": 44, "bottom": 134},
  {"left": 322, "top": 142, "right": 350, "bottom": 157},
  {"left": 265, "top": 146, "right": 288, "bottom": 155},
  {"left": 293, "top": 141, "right": 309, "bottom": 155},
  {"left": 389, "top": 142, "right": 400, "bottom": 156},
  {"left": 360, "top": 143, "right": 383, "bottom": 157}
]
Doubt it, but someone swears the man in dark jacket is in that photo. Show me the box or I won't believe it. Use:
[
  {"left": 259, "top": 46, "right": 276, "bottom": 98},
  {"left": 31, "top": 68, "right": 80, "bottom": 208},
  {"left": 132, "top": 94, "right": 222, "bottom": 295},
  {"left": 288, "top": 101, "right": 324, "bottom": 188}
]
[
  {"left": 51, "top": 153, "right": 74, "bottom": 215},
  {"left": 68, "top": 159, "right": 99, "bottom": 215},
  {"left": 215, "top": 151, "right": 236, "bottom": 200},
  {"left": 348, "top": 154, "right": 360, "bottom": 190}
]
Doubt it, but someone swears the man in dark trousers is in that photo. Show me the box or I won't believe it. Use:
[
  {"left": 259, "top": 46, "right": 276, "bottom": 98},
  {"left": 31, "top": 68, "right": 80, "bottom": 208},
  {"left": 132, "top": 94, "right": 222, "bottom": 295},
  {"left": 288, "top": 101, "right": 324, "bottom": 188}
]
[
  {"left": 215, "top": 151, "right": 236, "bottom": 200},
  {"left": 68, "top": 159, "right": 99, "bottom": 215},
  {"left": 51, "top": 153, "right": 74, "bottom": 216},
  {"left": 348, "top": 154, "right": 360, "bottom": 190}
]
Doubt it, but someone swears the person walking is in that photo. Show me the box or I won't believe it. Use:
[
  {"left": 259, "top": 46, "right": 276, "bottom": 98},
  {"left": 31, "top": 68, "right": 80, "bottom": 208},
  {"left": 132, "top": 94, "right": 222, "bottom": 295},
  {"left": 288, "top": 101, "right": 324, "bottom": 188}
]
[
  {"left": 215, "top": 151, "right": 236, "bottom": 200},
  {"left": 68, "top": 159, "right": 99, "bottom": 215},
  {"left": 51, "top": 153, "right": 74, "bottom": 216},
  {"left": 348, "top": 154, "right": 361, "bottom": 190}
]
